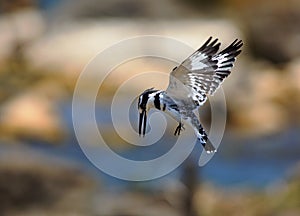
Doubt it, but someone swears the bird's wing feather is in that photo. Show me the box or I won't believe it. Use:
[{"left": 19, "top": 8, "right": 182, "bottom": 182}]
[{"left": 166, "top": 37, "right": 243, "bottom": 107}]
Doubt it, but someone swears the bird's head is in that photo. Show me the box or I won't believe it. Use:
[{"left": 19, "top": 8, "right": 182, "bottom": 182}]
[{"left": 137, "top": 88, "right": 159, "bottom": 136}]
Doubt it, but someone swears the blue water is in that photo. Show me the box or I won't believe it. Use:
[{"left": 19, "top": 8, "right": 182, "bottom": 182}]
[
  {"left": 1, "top": 101, "right": 299, "bottom": 190},
  {"left": 38, "top": 0, "right": 62, "bottom": 10},
  {"left": 19, "top": 131, "right": 299, "bottom": 190}
]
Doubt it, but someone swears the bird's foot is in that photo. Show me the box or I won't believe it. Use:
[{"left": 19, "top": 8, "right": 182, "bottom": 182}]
[{"left": 174, "top": 123, "right": 185, "bottom": 136}]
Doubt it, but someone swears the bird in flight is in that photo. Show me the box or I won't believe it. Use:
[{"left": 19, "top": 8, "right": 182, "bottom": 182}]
[{"left": 137, "top": 37, "right": 243, "bottom": 153}]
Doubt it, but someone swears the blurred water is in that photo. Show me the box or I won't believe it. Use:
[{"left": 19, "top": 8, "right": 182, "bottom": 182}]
[
  {"left": 38, "top": 0, "right": 62, "bottom": 10},
  {"left": 1, "top": 101, "right": 299, "bottom": 190}
]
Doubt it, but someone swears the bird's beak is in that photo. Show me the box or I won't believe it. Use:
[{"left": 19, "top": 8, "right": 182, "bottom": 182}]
[{"left": 139, "top": 109, "right": 147, "bottom": 136}]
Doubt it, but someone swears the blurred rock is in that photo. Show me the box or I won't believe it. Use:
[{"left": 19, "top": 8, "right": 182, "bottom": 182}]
[
  {"left": 287, "top": 58, "right": 300, "bottom": 92},
  {"left": 49, "top": 0, "right": 201, "bottom": 21},
  {"left": 25, "top": 19, "right": 242, "bottom": 87},
  {"left": 94, "top": 191, "right": 182, "bottom": 216},
  {"left": 243, "top": 0, "right": 300, "bottom": 63},
  {"left": 233, "top": 102, "right": 288, "bottom": 136},
  {"left": 0, "top": 0, "right": 37, "bottom": 13},
  {"left": 194, "top": 178, "right": 300, "bottom": 216},
  {"left": 225, "top": 59, "right": 300, "bottom": 136},
  {"left": 0, "top": 8, "right": 45, "bottom": 62},
  {"left": 0, "top": 153, "right": 96, "bottom": 216},
  {"left": 0, "top": 88, "right": 66, "bottom": 144}
]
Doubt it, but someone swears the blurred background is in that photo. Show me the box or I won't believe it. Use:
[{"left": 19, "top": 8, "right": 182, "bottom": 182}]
[{"left": 0, "top": 0, "right": 300, "bottom": 215}]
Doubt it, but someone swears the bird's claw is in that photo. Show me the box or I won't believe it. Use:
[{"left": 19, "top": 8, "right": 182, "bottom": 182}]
[{"left": 174, "top": 123, "right": 185, "bottom": 136}]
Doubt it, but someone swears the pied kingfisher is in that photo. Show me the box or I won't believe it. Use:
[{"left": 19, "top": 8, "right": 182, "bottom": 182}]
[{"left": 137, "top": 37, "right": 243, "bottom": 153}]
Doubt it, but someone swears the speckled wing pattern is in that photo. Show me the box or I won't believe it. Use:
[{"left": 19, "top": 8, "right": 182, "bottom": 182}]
[{"left": 166, "top": 37, "right": 243, "bottom": 107}]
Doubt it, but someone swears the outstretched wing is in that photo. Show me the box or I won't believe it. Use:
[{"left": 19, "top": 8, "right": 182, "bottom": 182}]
[{"left": 166, "top": 37, "right": 243, "bottom": 107}]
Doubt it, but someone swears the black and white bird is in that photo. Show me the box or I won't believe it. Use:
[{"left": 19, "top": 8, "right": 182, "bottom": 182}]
[{"left": 137, "top": 37, "right": 243, "bottom": 153}]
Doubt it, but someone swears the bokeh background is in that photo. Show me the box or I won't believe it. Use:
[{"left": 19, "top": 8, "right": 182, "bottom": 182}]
[{"left": 1, "top": 0, "right": 300, "bottom": 215}]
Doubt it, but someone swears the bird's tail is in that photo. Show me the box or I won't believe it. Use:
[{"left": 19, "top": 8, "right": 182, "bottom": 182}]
[
  {"left": 185, "top": 112, "right": 217, "bottom": 153},
  {"left": 196, "top": 124, "right": 216, "bottom": 154}
]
